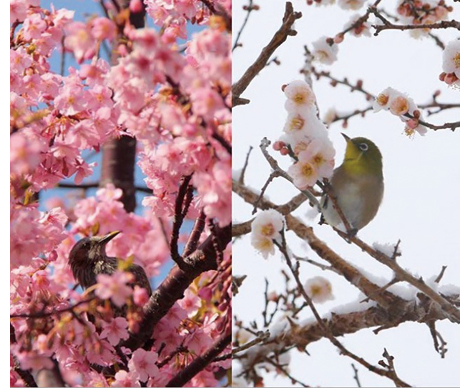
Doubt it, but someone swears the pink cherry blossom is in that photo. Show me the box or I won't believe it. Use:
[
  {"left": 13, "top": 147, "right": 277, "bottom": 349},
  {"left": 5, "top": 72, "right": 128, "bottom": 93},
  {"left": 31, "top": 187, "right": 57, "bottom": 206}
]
[
  {"left": 90, "top": 17, "right": 116, "bottom": 41},
  {"left": 112, "top": 370, "right": 141, "bottom": 387},
  {"left": 95, "top": 271, "right": 134, "bottom": 307},
  {"left": 10, "top": 0, "right": 231, "bottom": 383},
  {"left": 23, "top": 13, "right": 47, "bottom": 41},
  {"left": 64, "top": 21, "right": 96, "bottom": 63},
  {"left": 133, "top": 286, "right": 150, "bottom": 306},
  {"left": 100, "top": 317, "right": 130, "bottom": 346},
  {"left": 128, "top": 349, "right": 159, "bottom": 382}
]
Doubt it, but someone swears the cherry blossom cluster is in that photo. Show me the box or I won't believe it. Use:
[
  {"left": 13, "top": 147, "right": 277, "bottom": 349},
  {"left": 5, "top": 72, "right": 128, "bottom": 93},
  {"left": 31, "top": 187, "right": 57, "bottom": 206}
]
[
  {"left": 373, "top": 87, "right": 428, "bottom": 136},
  {"left": 105, "top": 25, "right": 232, "bottom": 226},
  {"left": 250, "top": 209, "right": 285, "bottom": 259},
  {"left": 440, "top": 39, "right": 460, "bottom": 87},
  {"left": 274, "top": 80, "right": 336, "bottom": 190},
  {"left": 71, "top": 184, "right": 170, "bottom": 278},
  {"left": 145, "top": 0, "right": 231, "bottom": 42},
  {"left": 396, "top": 0, "right": 453, "bottom": 38},
  {"left": 10, "top": 0, "right": 231, "bottom": 385}
]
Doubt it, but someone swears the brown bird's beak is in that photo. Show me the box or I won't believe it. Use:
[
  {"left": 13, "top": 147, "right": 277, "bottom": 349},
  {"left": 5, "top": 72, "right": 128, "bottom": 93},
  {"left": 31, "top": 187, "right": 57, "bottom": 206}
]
[
  {"left": 341, "top": 133, "right": 351, "bottom": 142},
  {"left": 98, "top": 231, "right": 121, "bottom": 245}
]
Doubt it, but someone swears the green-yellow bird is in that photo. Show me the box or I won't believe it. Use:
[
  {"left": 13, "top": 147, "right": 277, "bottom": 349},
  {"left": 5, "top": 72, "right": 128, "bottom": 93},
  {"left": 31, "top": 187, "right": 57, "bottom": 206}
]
[{"left": 321, "top": 134, "right": 384, "bottom": 235}]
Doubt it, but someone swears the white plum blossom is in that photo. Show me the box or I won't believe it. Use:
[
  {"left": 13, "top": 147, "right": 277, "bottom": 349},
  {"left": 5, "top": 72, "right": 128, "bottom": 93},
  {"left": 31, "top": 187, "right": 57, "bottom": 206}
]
[
  {"left": 338, "top": 0, "right": 366, "bottom": 10},
  {"left": 312, "top": 37, "right": 339, "bottom": 65},
  {"left": 283, "top": 112, "right": 308, "bottom": 134},
  {"left": 283, "top": 80, "right": 317, "bottom": 112},
  {"left": 288, "top": 160, "right": 319, "bottom": 189},
  {"left": 442, "top": 39, "right": 460, "bottom": 82},
  {"left": 373, "top": 87, "right": 400, "bottom": 112},
  {"left": 443, "top": 40, "right": 460, "bottom": 76},
  {"left": 305, "top": 276, "right": 334, "bottom": 303},
  {"left": 251, "top": 209, "right": 284, "bottom": 240},
  {"left": 251, "top": 210, "right": 285, "bottom": 259},
  {"left": 298, "top": 138, "right": 335, "bottom": 179}
]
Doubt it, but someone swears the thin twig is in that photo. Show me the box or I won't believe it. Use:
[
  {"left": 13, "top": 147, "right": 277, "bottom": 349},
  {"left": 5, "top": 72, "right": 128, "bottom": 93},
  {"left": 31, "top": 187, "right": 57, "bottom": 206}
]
[
  {"left": 10, "top": 297, "right": 96, "bottom": 319},
  {"left": 233, "top": 0, "right": 256, "bottom": 51},
  {"left": 233, "top": 330, "right": 270, "bottom": 355},
  {"left": 239, "top": 146, "right": 253, "bottom": 185},
  {"left": 351, "top": 364, "right": 362, "bottom": 387}
]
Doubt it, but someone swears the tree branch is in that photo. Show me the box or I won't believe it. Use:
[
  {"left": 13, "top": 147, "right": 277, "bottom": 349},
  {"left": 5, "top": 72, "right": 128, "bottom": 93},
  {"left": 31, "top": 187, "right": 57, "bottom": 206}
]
[
  {"left": 165, "top": 330, "right": 231, "bottom": 387},
  {"left": 232, "top": 2, "right": 302, "bottom": 106},
  {"left": 121, "top": 224, "right": 232, "bottom": 351}
]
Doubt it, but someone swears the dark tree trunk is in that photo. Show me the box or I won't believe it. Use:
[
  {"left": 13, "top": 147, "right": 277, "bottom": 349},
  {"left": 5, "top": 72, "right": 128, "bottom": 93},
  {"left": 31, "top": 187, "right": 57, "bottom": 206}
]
[
  {"left": 100, "top": 0, "right": 146, "bottom": 213},
  {"left": 101, "top": 136, "right": 137, "bottom": 213}
]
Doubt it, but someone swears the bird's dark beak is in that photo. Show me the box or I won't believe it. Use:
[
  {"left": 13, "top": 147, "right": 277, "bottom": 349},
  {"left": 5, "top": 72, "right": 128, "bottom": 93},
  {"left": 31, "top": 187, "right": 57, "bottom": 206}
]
[
  {"left": 341, "top": 133, "right": 351, "bottom": 142},
  {"left": 98, "top": 231, "right": 120, "bottom": 245}
]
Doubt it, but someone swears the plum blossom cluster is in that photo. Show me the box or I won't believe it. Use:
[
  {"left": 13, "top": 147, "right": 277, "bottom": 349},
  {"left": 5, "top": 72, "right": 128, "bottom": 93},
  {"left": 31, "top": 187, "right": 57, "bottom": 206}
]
[
  {"left": 373, "top": 87, "right": 428, "bottom": 136},
  {"left": 396, "top": 0, "right": 453, "bottom": 38},
  {"left": 251, "top": 210, "right": 285, "bottom": 259},
  {"left": 440, "top": 39, "right": 460, "bottom": 87},
  {"left": 273, "top": 80, "right": 335, "bottom": 190}
]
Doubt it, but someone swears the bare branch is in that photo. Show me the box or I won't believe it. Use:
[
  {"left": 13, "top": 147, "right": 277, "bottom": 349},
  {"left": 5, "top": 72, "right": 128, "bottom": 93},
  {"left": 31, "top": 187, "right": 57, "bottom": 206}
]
[
  {"left": 233, "top": 2, "right": 302, "bottom": 106},
  {"left": 370, "top": 7, "right": 460, "bottom": 35}
]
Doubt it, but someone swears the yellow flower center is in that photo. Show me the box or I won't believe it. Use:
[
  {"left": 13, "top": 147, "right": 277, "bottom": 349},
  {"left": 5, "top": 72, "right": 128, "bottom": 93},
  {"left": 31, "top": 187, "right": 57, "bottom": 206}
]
[
  {"left": 454, "top": 53, "right": 460, "bottom": 69},
  {"left": 391, "top": 96, "right": 409, "bottom": 115},
  {"left": 316, "top": 50, "right": 328, "bottom": 62},
  {"left": 301, "top": 163, "right": 314, "bottom": 177},
  {"left": 313, "top": 154, "right": 325, "bottom": 167},
  {"left": 254, "top": 237, "right": 273, "bottom": 251},
  {"left": 310, "top": 285, "right": 322, "bottom": 296},
  {"left": 376, "top": 93, "right": 389, "bottom": 106},
  {"left": 294, "top": 92, "right": 306, "bottom": 104},
  {"left": 260, "top": 224, "right": 275, "bottom": 237},
  {"left": 404, "top": 126, "right": 415, "bottom": 138},
  {"left": 290, "top": 116, "right": 305, "bottom": 131}
]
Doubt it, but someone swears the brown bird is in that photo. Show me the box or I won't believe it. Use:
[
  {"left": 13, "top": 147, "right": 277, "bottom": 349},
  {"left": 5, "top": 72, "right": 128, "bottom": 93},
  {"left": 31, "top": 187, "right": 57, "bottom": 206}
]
[{"left": 69, "top": 231, "right": 152, "bottom": 316}]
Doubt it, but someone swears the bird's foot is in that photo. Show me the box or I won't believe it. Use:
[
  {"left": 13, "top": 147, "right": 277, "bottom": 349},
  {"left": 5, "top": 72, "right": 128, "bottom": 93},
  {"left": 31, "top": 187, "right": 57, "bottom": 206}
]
[{"left": 343, "top": 228, "right": 358, "bottom": 243}]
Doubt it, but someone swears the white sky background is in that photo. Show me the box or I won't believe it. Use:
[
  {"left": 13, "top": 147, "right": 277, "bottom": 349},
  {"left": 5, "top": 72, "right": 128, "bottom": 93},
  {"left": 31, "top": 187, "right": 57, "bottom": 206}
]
[{"left": 232, "top": 1, "right": 460, "bottom": 387}]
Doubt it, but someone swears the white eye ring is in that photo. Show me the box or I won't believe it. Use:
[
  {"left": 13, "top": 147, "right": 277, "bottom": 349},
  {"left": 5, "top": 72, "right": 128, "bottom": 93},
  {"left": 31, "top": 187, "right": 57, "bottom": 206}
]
[{"left": 359, "top": 143, "right": 368, "bottom": 151}]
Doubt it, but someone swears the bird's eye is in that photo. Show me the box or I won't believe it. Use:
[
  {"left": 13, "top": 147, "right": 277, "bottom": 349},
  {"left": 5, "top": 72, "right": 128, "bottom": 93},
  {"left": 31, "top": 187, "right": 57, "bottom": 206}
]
[{"left": 359, "top": 143, "right": 369, "bottom": 152}]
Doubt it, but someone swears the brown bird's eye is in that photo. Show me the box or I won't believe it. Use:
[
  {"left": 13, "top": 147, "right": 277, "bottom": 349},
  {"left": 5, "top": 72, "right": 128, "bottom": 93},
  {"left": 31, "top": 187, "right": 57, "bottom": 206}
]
[{"left": 359, "top": 143, "right": 369, "bottom": 151}]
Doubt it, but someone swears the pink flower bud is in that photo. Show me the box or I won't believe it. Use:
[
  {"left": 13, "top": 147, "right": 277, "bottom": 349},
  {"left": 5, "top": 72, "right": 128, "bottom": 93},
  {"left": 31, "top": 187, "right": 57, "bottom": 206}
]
[
  {"left": 129, "top": 0, "right": 144, "bottom": 13},
  {"left": 133, "top": 286, "right": 150, "bottom": 306},
  {"left": 273, "top": 141, "right": 283, "bottom": 151}
]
